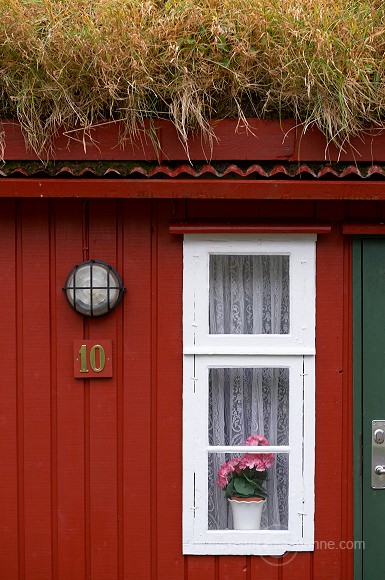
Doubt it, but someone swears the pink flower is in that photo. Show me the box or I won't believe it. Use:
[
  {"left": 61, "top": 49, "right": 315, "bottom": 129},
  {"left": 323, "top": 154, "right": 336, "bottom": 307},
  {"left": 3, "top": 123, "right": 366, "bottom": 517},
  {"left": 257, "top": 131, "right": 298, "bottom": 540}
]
[
  {"left": 241, "top": 434, "right": 275, "bottom": 470},
  {"left": 216, "top": 457, "right": 241, "bottom": 488},
  {"left": 227, "top": 458, "right": 240, "bottom": 471},
  {"left": 216, "top": 435, "right": 275, "bottom": 491},
  {"left": 239, "top": 453, "right": 266, "bottom": 471},
  {"left": 246, "top": 434, "right": 269, "bottom": 447},
  {"left": 262, "top": 453, "right": 275, "bottom": 469},
  {"left": 216, "top": 474, "right": 228, "bottom": 489}
]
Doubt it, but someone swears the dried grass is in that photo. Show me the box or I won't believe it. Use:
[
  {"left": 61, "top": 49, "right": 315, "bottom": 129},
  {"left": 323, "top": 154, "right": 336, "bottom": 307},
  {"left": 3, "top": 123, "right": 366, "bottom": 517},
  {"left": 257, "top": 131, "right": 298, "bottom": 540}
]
[{"left": 1, "top": 0, "right": 385, "bottom": 155}]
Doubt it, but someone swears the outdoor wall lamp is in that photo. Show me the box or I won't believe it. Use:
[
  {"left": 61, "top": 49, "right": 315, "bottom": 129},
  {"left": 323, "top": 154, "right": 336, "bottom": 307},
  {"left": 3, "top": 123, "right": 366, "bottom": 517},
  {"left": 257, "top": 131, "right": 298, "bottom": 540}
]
[{"left": 63, "top": 260, "right": 125, "bottom": 317}]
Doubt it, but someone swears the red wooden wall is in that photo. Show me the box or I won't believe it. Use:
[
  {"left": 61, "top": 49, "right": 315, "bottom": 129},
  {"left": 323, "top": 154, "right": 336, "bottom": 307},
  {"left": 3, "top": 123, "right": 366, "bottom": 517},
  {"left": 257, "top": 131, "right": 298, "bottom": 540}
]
[{"left": 0, "top": 197, "right": 361, "bottom": 579}]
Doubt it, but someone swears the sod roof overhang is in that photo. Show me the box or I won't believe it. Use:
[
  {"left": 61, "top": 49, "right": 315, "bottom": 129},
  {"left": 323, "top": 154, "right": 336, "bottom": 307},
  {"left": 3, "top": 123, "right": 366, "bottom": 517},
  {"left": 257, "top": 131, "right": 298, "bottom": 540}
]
[{"left": 2, "top": 0, "right": 385, "bottom": 156}]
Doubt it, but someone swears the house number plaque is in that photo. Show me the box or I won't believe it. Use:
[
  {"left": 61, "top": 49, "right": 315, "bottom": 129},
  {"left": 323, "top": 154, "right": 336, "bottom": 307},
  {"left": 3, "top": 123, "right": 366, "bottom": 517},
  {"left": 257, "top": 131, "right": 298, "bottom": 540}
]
[{"left": 73, "top": 340, "right": 113, "bottom": 378}]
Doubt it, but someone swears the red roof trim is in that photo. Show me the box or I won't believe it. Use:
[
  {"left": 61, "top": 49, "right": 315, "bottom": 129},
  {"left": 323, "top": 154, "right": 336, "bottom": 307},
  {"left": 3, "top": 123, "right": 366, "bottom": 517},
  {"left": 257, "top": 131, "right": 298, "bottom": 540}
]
[
  {"left": 343, "top": 223, "right": 385, "bottom": 234},
  {"left": 3, "top": 118, "right": 385, "bottom": 163},
  {"left": 169, "top": 222, "right": 332, "bottom": 234},
  {"left": 1, "top": 178, "right": 385, "bottom": 199}
]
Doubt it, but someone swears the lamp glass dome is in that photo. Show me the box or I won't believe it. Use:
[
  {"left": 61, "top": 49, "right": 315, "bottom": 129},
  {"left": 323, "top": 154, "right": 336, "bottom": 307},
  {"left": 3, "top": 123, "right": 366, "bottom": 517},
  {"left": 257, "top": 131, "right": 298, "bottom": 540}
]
[{"left": 64, "top": 260, "right": 124, "bottom": 316}]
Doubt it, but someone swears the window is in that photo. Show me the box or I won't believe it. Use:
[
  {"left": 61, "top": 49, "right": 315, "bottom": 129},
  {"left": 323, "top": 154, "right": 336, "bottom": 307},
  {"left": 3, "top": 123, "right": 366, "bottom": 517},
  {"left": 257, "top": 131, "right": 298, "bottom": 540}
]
[{"left": 183, "top": 235, "right": 315, "bottom": 555}]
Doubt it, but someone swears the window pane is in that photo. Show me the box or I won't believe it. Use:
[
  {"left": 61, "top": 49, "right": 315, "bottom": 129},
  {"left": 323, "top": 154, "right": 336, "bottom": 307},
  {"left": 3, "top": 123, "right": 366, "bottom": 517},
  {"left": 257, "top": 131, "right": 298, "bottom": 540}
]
[
  {"left": 208, "top": 453, "right": 289, "bottom": 531},
  {"left": 208, "top": 367, "right": 289, "bottom": 447},
  {"left": 209, "top": 255, "right": 290, "bottom": 334}
]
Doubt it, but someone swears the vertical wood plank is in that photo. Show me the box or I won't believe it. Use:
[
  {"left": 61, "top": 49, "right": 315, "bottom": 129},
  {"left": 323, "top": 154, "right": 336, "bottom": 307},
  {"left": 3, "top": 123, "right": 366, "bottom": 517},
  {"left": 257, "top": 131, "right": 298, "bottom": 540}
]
[
  {"left": 87, "top": 199, "right": 120, "bottom": 580},
  {"left": 122, "top": 199, "right": 152, "bottom": 579},
  {"left": 341, "top": 235, "right": 354, "bottom": 580},
  {"left": 54, "top": 199, "right": 86, "bottom": 579},
  {"left": 16, "top": 199, "right": 25, "bottom": 580},
  {"left": 250, "top": 556, "right": 280, "bottom": 579},
  {"left": 21, "top": 200, "right": 52, "bottom": 579},
  {"left": 313, "top": 205, "right": 345, "bottom": 579},
  {"left": 49, "top": 200, "right": 58, "bottom": 580},
  {"left": 155, "top": 200, "right": 185, "bottom": 579},
  {"left": 218, "top": 556, "right": 247, "bottom": 579},
  {"left": 281, "top": 553, "right": 313, "bottom": 578},
  {"left": 352, "top": 237, "right": 363, "bottom": 580},
  {"left": 0, "top": 200, "right": 18, "bottom": 579},
  {"left": 187, "top": 556, "right": 216, "bottom": 580}
]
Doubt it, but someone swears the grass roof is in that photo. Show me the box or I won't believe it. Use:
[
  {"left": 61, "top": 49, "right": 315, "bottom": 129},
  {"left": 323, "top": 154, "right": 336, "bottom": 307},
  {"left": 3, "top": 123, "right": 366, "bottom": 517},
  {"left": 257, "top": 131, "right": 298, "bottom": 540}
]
[{"left": 1, "top": 0, "right": 385, "bottom": 156}]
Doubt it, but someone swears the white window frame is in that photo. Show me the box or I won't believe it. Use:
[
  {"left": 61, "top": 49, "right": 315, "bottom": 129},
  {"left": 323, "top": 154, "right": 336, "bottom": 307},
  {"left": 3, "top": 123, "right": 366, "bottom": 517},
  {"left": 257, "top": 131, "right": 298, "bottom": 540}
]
[
  {"left": 183, "top": 234, "right": 316, "bottom": 555},
  {"left": 183, "top": 234, "right": 315, "bottom": 355}
]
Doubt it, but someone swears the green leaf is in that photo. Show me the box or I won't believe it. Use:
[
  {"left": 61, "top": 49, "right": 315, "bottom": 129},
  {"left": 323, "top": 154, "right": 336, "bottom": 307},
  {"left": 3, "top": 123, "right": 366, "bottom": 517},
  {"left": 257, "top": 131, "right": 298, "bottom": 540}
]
[
  {"left": 234, "top": 478, "right": 255, "bottom": 496},
  {"left": 253, "top": 483, "right": 268, "bottom": 499},
  {"left": 243, "top": 473, "right": 258, "bottom": 486},
  {"left": 224, "top": 479, "right": 236, "bottom": 499}
]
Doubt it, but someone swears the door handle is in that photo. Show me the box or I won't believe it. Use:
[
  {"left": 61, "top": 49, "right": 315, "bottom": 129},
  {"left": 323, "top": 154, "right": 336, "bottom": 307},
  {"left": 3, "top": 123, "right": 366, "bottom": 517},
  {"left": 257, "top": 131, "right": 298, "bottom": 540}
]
[{"left": 373, "top": 421, "right": 385, "bottom": 488}]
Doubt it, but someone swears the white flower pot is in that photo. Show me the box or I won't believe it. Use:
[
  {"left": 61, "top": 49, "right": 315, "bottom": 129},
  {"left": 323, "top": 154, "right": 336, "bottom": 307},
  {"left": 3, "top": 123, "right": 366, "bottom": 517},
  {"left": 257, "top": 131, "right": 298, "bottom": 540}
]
[{"left": 228, "top": 497, "right": 265, "bottom": 530}]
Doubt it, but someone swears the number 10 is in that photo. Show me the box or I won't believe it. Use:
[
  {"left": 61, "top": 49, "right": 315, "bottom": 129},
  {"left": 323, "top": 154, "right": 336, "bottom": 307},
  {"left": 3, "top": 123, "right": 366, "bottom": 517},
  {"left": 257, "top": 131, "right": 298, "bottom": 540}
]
[{"left": 78, "top": 344, "right": 106, "bottom": 373}]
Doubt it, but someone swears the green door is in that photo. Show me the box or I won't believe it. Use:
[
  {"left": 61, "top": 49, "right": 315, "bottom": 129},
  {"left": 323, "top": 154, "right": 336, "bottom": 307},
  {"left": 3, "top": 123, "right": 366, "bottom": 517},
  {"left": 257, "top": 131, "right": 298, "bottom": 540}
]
[{"left": 354, "top": 238, "right": 385, "bottom": 579}]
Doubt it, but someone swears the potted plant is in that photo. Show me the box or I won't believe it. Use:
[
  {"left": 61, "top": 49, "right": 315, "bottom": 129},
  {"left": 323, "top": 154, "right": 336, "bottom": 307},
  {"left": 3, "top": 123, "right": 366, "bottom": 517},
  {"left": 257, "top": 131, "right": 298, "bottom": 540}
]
[{"left": 216, "top": 435, "right": 275, "bottom": 530}]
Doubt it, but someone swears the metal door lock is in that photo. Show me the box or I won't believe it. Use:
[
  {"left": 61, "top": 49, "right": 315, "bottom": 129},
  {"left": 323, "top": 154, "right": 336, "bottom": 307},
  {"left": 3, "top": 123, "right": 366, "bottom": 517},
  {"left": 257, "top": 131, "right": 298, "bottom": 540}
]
[
  {"left": 374, "top": 429, "right": 385, "bottom": 444},
  {"left": 372, "top": 421, "right": 385, "bottom": 488}
]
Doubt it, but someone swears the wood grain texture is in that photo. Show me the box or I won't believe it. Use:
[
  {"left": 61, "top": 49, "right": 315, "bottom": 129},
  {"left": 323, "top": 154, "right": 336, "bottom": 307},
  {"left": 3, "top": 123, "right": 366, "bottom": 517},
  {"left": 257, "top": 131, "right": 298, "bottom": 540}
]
[
  {"left": 53, "top": 200, "right": 86, "bottom": 580},
  {"left": 0, "top": 119, "right": 295, "bottom": 162},
  {"left": 186, "top": 556, "right": 216, "bottom": 580},
  {"left": 21, "top": 200, "right": 52, "bottom": 579},
  {"left": 281, "top": 553, "right": 313, "bottom": 579},
  {"left": 313, "top": 220, "right": 345, "bottom": 578},
  {"left": 343, "top": 223, "right": 385, "bottom": 234},
  {"left": 169, "top": 221, "right": 331, "bottom": 234},
  {"left": 122, "top": 200, "right": 152, "bottom": 579},
  {"left": 2, "top": 118, "right": 385, "bottom": 162},
  {"left": 87, "top": 200, "right": 120, "bottom": 580},
  {"left": 217, "top": 556, "right": 248, "bottom": 580},
  {"left": 0, "top": 200, "right": 18, "bottom": 578},
  {"left": 187, "top": 200, "right": 317, "bottom": 220},
  {"left": 2, "top": 178, "right": 385, "bottom": 200},
  {"left": 155, "top": 201, "right": 185, "bottom": 579},
  {"left": 15, "top": 200, "right": 25, "bottom": 580},
  {"left": 341, "top": 237, "right": 354, "bottom": 580}
]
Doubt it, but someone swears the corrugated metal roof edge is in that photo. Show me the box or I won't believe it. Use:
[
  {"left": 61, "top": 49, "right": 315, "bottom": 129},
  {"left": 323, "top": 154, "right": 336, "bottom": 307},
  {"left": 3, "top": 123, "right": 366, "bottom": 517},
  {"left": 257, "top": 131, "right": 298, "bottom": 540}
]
[{"left": 2, "top": 161, "right": 385, "bottom": 179}]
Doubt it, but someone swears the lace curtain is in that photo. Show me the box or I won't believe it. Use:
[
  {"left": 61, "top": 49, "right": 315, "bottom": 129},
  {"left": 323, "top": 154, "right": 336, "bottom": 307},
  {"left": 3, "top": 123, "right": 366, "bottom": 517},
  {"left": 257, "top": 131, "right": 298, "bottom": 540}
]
[{"left": 208, "top": 255, "right": 290, "bottom": 530}]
